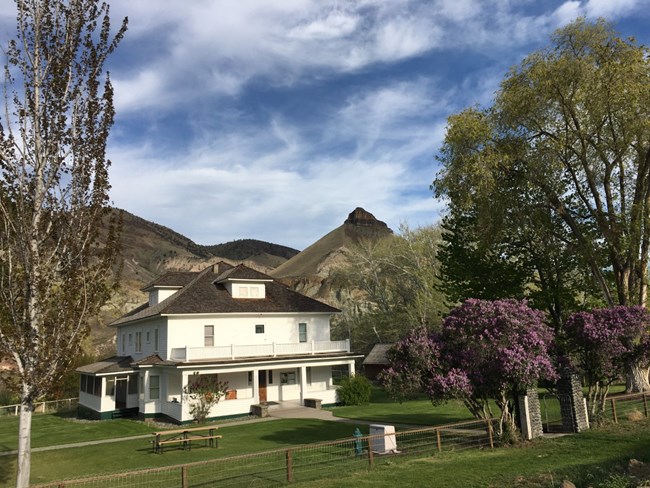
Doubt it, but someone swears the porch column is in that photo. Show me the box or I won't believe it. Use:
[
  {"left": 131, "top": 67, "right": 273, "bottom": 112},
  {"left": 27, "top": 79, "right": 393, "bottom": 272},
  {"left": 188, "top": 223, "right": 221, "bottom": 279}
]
[
  {"left": 299, "top": 366, "right": 307, "bottom": 405},
  {"left": 253, "top": 369, "right": 260, "bottom": 403},
  {"left": 348, "top": 360, "right": 356, "bottom": 377},
  {"left": 180, "top": 371, "right": 188, "bottom": 404}
]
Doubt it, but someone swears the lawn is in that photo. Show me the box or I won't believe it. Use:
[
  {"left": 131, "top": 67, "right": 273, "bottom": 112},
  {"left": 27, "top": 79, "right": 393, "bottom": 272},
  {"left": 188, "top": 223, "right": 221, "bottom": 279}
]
[
  {"left": 293, "top": 419, "right": 650, "bottom": 488},
  {"left": 0, "top": 387, "right": 646, "bottom": 487}
]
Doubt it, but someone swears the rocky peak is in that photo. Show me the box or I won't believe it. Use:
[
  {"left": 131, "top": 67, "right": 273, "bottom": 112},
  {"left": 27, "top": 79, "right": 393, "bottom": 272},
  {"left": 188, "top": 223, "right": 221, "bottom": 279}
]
[{"left": 344, "top": 207, "right": 390, "bottom": 230}]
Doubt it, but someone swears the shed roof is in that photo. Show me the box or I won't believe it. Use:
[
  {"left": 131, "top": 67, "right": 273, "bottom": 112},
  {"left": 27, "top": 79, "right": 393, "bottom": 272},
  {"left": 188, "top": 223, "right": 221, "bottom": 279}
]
[{"left": 362, "top": 344, "right": 393, "bottom": 365}]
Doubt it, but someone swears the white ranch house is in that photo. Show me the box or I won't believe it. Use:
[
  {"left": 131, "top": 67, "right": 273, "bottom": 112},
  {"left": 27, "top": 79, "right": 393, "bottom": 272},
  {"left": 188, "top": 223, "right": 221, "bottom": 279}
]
[{"left": 77, "top": 262, "right": 360, "bottom": 423}]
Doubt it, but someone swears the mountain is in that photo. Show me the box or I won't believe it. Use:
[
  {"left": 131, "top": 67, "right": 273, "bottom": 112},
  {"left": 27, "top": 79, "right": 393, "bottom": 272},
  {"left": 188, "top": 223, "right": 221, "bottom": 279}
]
[
  {"left": 91, "top": 210, "right": 300, "bottom": 355},
  {"left": 270, "top": 207, "right": 393, "bottom": 304}
]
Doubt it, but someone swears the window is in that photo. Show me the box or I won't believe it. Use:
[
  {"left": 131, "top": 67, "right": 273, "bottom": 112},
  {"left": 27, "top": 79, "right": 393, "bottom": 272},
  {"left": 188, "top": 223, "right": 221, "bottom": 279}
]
[
  {"left": 128, "top": 333, "right": 133, "bottom": 347},
  {"left": 239, "top": 286, "right": 249, "bottom": 298},
  {"left": 299, "top": 323, "right": 307, "bottom": 343},
  {"left": 121, "top": 334, "right": 126, "bottom": 353},
  {"left": 146, "top": 330, "right": 151, "bottom": 344},
  {"left": 281, "top": 371, "right": 296, "bottom": 385},
  {"left": 204, "top": 325, "right": 214, "bottom": 347},
  {"left": 248, "top": 371, "right": 253, "bottom": 386},
  {"left": 250, "top": 287, "right": 259, "bottom": 298},
  {"left": 135, "top": 332, "right": 142, "bottom": 353},
  {"left": 149, "top": 376, "right": 160, "bottom": 400},
  {"left": 154, "top": 328, "right": 159, "bottom": 352},
  {"left": 306, "top": 367, "right": 312, "bottom": 386},
  {"left": 255, "top": 324, "right": 264, "bottom": 334},
  {"left": 268, "top": 370, "right": 273, "bottom": 384},
  {"left": 128, "top": 374, "right": 138, "bottom": 395},
  {"left": 107, "top": 378, "right": 115, "bottom": 396},
  {"left": 81, "top": 375, "right": 102, "bottom": 396}
]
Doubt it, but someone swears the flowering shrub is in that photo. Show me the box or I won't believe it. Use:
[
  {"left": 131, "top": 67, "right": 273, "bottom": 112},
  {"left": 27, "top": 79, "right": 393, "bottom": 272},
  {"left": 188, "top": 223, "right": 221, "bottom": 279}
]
[
  {"left": 183, "top": 374, "right": 229, "bottom": 423},
  {"left": 381, "top": 299, "right": 557, "bottom": 437},
  {"left": 565, "top": 306, "right": 650, "bottom": 419}
]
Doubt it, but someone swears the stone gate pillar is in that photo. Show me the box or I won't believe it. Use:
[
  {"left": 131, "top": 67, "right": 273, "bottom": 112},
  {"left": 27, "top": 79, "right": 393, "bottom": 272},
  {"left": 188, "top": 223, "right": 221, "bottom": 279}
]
[
  {"left": 518, "top": 386, "right": 543, "bottom": 440},
  {"left": 557, "top": 371, "right": 590, "bottom": 433}
]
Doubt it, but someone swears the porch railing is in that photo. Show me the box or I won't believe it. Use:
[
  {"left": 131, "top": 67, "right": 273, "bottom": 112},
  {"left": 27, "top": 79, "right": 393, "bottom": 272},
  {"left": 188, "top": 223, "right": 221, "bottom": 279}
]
[{"left": 170, "top": 339, "right": 350, "bottom": 362}]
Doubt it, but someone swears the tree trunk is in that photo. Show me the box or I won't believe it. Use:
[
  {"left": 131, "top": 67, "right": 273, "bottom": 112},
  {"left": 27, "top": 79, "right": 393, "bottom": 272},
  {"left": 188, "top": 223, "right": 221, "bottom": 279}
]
[
  {"left": 16, "top": 401, "right": 33, "bottom": 488},
  {"left": 625, "top": 362, "right": 650, "bottom": 393}
]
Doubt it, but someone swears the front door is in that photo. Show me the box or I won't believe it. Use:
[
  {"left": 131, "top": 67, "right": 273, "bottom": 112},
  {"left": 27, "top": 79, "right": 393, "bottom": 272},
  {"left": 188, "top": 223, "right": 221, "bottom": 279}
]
[
  {"left": 116, "top": 378, "right": 127, "bottom": 409},
  {"left": 258, "top": 370, "right": 267, "bottom": 403}
]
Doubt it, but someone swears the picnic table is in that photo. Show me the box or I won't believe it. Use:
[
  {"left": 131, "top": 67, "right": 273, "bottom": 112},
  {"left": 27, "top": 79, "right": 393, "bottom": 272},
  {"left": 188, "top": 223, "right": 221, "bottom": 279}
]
[{"left": 152, "top": 426, "right": 222, "bottom": 454}]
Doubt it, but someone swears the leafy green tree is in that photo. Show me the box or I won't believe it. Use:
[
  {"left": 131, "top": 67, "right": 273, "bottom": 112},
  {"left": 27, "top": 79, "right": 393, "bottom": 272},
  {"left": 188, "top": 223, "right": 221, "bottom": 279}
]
[
  {"left": 0, "top": 1, "right": 126, "bottom": 486},
  {"left": 332, "top": 225, "right": 447, "bottom": 354},
  {"left": 434, "top": 19, "right": 650, "bottom": 390}
]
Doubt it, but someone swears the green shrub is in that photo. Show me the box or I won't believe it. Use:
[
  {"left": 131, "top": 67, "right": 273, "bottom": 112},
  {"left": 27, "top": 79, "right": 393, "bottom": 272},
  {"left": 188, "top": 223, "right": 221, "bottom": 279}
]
[{"left": 337, "top": 375, "right": 372, "bottom": 405}]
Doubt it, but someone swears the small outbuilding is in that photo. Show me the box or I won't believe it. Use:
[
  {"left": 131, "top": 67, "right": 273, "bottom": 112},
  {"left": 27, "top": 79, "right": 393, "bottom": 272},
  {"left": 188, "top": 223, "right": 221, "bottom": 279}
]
[{"left": 362, "top": 344, "right": 393, "bottom": 381}]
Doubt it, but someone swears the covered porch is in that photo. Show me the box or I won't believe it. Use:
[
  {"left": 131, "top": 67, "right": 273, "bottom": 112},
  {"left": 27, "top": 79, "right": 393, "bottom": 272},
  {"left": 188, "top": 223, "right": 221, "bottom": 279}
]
[{"left": 145, "top": 355, "right": 359, "bottom": 423}]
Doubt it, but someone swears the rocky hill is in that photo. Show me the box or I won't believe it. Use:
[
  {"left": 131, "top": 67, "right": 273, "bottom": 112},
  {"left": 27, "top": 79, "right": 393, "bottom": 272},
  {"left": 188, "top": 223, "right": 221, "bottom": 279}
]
[{"left": 270, "top": 207, "right": 393, "bottom": 305}]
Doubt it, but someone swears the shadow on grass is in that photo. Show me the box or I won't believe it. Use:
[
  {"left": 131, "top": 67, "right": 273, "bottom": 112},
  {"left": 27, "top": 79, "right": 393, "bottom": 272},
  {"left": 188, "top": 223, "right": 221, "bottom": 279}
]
[{"left": 259, "top": 421, "right": 359, "bottom": 446}]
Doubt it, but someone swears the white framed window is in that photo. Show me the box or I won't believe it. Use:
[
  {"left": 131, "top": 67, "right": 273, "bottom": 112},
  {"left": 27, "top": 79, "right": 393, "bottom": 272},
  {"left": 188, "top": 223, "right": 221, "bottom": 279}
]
[
  {"left": 149, "top": 376, "right": 160, "bottom": 400},
  {"left": 281, "top": 371, "right": 296, "bottom": 385},
  {"left": 145, "top": 330, "right": 151, "bottom": 344},
  {"left": 306, "top": 367, "right": 312, "bottom": 386},
  {"left": 299, "top": 323, "right": 307, "bottom": 343},
  {"left": 135, "top": 332, "right": 142, "bottom": 353},
  {"left": 255, "top": 324, "right": 264, "bottom": 334},
  {"left": 121, "top": 334, "right": 126, "bottom": 353},
  {"left": 154, "top": 328, "right": 159, "bottom": 352},
  {"left": 128, "top": 333, "right": 133, "bottom": 347},
  {"left": 239, "top": 286, "right": 249, "bottom": 298},
  {"left": 204, "top": 325, "right": 214, "bottom": 347},
  {"left": 250, "top": 287, "right": 259, "bottom": 298},
  {"left": 248, "top": 371, "right": 253, "bottom": 385}
]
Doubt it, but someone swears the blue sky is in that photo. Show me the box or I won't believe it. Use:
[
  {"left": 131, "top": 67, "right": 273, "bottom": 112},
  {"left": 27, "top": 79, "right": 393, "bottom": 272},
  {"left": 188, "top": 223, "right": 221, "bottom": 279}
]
[{"left": 2, "top": 1, "right": 650, "bottom": 250}]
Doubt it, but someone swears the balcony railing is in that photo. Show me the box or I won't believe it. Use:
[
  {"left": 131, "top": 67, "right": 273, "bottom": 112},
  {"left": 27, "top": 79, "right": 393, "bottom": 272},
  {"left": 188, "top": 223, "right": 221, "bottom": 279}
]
[{"left": 170, "top": 339, "right": 350, "bottom": 362}]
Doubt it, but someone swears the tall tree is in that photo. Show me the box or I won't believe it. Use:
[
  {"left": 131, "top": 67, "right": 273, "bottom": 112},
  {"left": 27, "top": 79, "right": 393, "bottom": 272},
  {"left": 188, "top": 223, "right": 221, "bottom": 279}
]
[
  {"left": 0, "top": 1, "right": 126, "bottom": 486},
  {"left": 434, "top": 19, "right": 650, "bottom": 390},
  {"left": 332, "top": 225, "right": 447, "bottom": 354}
]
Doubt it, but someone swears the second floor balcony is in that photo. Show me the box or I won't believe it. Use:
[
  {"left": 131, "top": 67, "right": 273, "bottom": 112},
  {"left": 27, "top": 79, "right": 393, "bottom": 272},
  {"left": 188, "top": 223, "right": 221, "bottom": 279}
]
[{"left": 169, "top": 339, "right": 351, "bottom": 362}]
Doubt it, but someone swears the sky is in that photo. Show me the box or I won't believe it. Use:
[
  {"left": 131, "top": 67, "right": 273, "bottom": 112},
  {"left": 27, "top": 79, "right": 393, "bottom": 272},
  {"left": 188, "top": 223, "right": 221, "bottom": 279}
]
[{"left": 1, "top": 1, "right": 650, "bottom": 250}]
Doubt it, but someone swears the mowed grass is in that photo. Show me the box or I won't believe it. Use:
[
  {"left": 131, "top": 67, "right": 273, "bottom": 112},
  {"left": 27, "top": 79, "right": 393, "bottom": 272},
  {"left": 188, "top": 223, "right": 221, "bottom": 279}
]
[
  {"left": 294, "top": 419, "right": 650, "bottom": 488},
  {"left": 0, "top": 416, "right": 359, "bottom": 486},
  {"left": 329, "top": 387, "right": 475, "bottom": 426}
]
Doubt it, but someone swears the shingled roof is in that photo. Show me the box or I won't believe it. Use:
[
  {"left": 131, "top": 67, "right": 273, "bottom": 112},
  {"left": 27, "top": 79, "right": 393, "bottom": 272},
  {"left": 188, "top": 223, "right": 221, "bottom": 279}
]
[{"left": 112, "top": 263, "right": 340, "bottom": 326}]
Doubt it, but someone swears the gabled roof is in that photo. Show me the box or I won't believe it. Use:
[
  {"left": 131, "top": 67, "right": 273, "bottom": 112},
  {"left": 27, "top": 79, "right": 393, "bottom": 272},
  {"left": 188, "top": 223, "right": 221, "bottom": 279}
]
[
  {"left": 362, "top": 344, "right": 393, "bottom": 365},
  {"left": 112, "top": 263, "right": 340, "bottom": 326},
  {"left": 141, "top": 271, "right": 203, "bottom": 291},
  {"left": 215, "top": 264, "right": 273, "bottom": 282}
]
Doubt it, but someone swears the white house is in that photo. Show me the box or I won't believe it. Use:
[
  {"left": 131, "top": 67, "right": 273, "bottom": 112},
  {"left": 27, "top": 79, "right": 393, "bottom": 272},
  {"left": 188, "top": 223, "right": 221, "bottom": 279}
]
[{"left": 77, "top": 262, "right": 360, "bottom": 423}]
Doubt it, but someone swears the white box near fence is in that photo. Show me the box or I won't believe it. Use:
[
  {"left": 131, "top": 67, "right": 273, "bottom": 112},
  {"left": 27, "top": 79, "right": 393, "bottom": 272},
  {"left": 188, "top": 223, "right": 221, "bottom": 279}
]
[{"left": 369, "top": 424, "right": 398, "bottom": 454}]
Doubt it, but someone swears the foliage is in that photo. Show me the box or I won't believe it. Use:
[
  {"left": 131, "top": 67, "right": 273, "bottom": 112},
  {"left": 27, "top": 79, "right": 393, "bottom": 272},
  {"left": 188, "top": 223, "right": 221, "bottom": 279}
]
[
  {"left": 336, "top": 374, "right": 372, "bottom": 406},
  {"left": 433, "top": 19, "right": 650, "bottom": 391},
  {"left": 0, "top": 1, "right": 126, "bottom": 485},
  {"left": 381, "top": 299, "right": 557, "bottom": 436},
  {"left": 332, "top": 224, "right": 447, "bottom": 354},
  {"left": 564, "top": 306, "right": 650, "bottom": 419},
  {"left": 183, "top": 375, "right": 229, "bottom": 423}
]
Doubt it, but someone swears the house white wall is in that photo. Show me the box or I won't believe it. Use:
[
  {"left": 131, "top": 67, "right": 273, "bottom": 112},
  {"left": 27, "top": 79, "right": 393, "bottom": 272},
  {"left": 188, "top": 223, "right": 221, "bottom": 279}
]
[
  {"left": 116, "top": 317, "right": 166, "bottom": 360},
  {"left": 164, "top": 314, "right": 332, "bottom": 359}
]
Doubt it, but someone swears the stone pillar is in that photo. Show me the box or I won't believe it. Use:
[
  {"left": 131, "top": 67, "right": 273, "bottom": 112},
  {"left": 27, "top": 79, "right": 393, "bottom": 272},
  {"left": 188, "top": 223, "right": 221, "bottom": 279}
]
[
  {"left": 518, "top": 387, "right": 544, "bottom": 440},
  {"left": 557, "top": 371, "right": 590, "bottom": 433}
]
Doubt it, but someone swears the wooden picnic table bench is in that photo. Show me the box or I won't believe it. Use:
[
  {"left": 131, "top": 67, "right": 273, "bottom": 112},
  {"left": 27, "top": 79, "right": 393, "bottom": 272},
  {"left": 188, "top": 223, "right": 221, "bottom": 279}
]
[{"left": 152, "top": 426, "right": 222, "bottom": 454}]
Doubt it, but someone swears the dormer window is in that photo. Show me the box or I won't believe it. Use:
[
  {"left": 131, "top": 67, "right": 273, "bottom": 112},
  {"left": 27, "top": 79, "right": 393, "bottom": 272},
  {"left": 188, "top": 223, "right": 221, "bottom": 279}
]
[{"left": 230, "top": 284, "right": 265, "bottom": 299}]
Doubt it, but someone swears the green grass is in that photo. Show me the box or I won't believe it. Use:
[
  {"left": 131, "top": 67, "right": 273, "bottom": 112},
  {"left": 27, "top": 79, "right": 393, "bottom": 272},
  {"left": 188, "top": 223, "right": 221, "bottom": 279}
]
[
  {"left": 293, "top": 419, "right": 650, "bottom": 487},
  {"left": 329, "top": 387, "right": 475, "bottom": 426}
]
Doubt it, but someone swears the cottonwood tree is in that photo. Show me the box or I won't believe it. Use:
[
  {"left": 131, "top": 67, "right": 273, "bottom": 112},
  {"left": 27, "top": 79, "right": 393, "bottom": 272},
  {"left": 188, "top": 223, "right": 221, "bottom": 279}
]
[
  {"left": 332, "top": 225, "right": 447, "bottom": 354},
  {"left": 434, "top": 19, "right": 650, "bottom": 390},
  {"left": 0, "top": 1, "right": 126, "bottom": 486},
  {"left": 381, "top": 299, "right": 557, "bottom": 437}
]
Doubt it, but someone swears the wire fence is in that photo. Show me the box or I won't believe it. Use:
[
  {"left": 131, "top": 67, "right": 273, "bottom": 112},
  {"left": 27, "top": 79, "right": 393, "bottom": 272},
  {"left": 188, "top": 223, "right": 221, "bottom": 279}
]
[
  {"left": 0, "top": 398, "right": 78, "bottom": 416},
  {"left": 30, "top": 418, "right": 496, "bottom": 488},
  {"left": 24, "top": 392, "right": 650, "bottom": 487}
]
